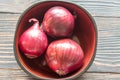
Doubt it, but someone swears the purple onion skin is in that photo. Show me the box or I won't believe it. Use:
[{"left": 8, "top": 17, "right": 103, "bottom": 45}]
[
  {"left": 45, "top": 39, "right": 84, "bottom": 76},
  {"left": 42, "top": 6, "right": 75, "bottom": 38},
  {"left": 19, "top": 18, "right": 48, "bottom": 59}
]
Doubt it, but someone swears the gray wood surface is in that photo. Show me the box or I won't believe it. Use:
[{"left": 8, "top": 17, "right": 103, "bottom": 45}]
[{"left": 0, "top": 0, "right": 120, "bottom": 80}]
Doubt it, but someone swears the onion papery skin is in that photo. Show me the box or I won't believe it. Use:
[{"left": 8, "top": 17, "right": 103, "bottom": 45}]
[
  {"left": 42, "top": 6, "right": 75, "bottom": 38},
  {"left": 19, "top": 18, "right": 48, "bottom": 59},
  {"left": 45, "top": 39, "right": 84, "bottom": 76}
]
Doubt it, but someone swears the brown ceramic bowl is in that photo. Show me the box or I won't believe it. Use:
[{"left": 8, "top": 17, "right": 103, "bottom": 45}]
[{"left": 14, "top": 1, "right": 97, "bottom": 80}]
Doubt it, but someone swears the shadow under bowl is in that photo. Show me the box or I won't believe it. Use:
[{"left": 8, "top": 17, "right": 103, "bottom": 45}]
[{"left": 14, "top": 1, "right": 97, "bottom": 80}]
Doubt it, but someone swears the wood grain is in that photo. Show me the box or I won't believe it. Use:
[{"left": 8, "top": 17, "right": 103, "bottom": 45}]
[
  {"left": 29, "top": 0, "right": 120, "bottom": 17},
  {"left": 0, "top": 69, "right": 119, "bottom": 80},
  {"left": 88, "top": 17, "right": 120, "bottom": 73},
  {"left": 0, "top": 14, "right": 120, "bottom": 73},
  {"left": 0, "top": 0, "right": 120, "bottom": 79},
  {"left": 0, "top": 0, "right": 119, "bottom": 17},
  {"left": 0, "top": 0, "right": 29, "bottom": 13}
]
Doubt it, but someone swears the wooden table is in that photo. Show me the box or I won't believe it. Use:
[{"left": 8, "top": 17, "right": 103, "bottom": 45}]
[{"left": 0, "top": 0, "right": 120, "bottom": 80}]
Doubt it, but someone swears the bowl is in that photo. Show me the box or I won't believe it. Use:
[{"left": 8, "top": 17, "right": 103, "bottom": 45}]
[{"left": 14, "top": 1, "right": 97, "bottom": 80}]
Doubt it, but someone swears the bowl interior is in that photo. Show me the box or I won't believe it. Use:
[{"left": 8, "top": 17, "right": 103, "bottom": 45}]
[{"left": 15, "top": 1, "right": 97, "bottom": 79}]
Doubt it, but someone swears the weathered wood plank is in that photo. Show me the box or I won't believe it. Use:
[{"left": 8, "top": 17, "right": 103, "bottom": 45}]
[
  {"left": 0, "top": 14, "right": 120, "bottom": 73},
  {"left": 0, "top": 0, "right": 29, "bottom": 13},
  {"left": 29, "top": 0, "right": 120, "bottom": 17},
  {"left": 88, "top": 17, "right": 120, "bottom": 73},
  {"left": 0, "top": 69, "right": 119, "bottom": 80},
  {"left": 0, "top": 0, "right": 120, "bottom": 79},
  {"left": 0, "top": 13, "right": 20, "bottom": 21},
  {"left": 0, "top": 0, "right": 120, "bottom": 17}
]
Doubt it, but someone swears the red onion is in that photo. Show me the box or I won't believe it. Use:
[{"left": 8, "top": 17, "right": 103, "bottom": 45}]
[
  {"left": 42, "top": 6, "right": 74, "bottom": 38},
  {"left": 19, "top": 18, "right": 48, "bottom": 59},
  {"left": 45, "top": 39, "right": 84, "bottom": 76}
]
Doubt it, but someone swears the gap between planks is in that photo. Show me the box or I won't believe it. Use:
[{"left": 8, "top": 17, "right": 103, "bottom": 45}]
[{"left": 0, "top": 12, "right": 120, "bottom": 18}]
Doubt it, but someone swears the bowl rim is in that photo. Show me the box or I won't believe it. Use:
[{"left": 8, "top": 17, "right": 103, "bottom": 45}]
[{"left": 14, "top": 1, "right": 98, "bottom": 80}]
